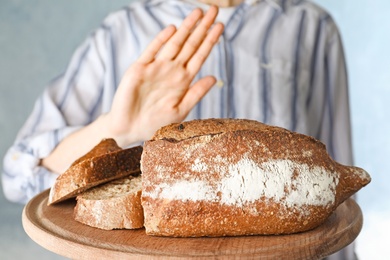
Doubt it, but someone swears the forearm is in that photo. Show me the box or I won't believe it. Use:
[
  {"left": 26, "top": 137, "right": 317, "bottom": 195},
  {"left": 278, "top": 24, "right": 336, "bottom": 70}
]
[{"left": 40, "top": 114, "right": 138, "bottom": 174}]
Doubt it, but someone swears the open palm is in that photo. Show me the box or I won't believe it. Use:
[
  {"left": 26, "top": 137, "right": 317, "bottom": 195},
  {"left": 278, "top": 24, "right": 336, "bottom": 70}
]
[{"left": 107, "top": 6, "right": 224, "bottom": 145}]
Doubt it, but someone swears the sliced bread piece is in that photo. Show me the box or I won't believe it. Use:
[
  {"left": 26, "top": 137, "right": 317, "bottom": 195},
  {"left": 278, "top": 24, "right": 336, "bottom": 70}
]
[
  {"left": 48, "top": 138, "right": 143, "bottom": 205},
  {"left": 74, "top": 174, "right": 144, "bottom": 230}
]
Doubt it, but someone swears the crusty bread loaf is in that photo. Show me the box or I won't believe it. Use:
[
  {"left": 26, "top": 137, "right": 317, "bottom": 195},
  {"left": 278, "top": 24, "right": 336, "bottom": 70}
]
[
  {"left": 74, "top": 174, "right": 144, "bottom": 230},
  {"left": 141, "top": 118, "right": 371, "bottom": 237},
  {"left": 48, "top": 138, "right": 143, "bottom": 205}
]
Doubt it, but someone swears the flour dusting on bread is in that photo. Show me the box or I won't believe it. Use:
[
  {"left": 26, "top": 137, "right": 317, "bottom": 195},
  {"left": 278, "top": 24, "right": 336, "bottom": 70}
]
[
  {"left": 141, "top": 118, "right": 371, "bottom": 237},
  {"left": 144, "top": 157, "right": 339, "bottom": 208}
]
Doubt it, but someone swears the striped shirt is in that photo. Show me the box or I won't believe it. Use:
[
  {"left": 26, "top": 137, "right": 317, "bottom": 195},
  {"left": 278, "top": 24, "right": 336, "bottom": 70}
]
[
  {"left": 3, "top": 0, "right": 352, "bottom": 244},
  {"left": 3, "top": 0, "right": 353, "bottom": 201},
  {"left": 2, "top": 1, "right": 355, "bottom": 258}
]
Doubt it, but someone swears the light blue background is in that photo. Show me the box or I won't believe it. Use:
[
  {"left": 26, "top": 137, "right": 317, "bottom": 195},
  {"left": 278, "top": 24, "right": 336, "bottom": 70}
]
[{"left": 1, "top": 0, "right": 389, "bottom": 259}]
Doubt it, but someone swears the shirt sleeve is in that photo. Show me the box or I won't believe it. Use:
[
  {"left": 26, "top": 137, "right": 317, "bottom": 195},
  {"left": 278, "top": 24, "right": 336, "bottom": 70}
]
[
  {"left": 307, "top": 15, "right": 353, "bottom": 166},
  {"left": 325, "top": 29, "right": 353, "bottom": 166},
  {"left": 2, "top": 25, "right": 111, "bottom": 204}
]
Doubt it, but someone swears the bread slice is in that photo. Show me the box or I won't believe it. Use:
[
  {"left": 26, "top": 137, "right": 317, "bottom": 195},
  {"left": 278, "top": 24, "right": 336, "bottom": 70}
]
[
  {"left": 48, "top": 138, "right": 143, "bottom": 205},
  {"left": 141, "top": 118, "right": 371, "bottom": 237},
  {"left": 74, "top": 174, "right": 144, "bottom": 230}
]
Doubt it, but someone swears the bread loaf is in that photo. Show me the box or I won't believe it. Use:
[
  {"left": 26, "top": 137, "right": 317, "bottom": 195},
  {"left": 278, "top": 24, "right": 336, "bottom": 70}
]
[
  {"left": 48, "top": 138, "right": 143, "bottom": 205},
  {"left": 74, "top": 174, "right": 144, "bottom": 230},
  {"left": 141, "top": 118, "right": 371, "bottom": 237}
]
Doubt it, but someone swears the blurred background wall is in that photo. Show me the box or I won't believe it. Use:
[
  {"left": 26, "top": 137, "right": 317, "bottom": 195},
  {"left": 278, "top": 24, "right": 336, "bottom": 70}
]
[{"left": 1, "top": 0, "right": 389, "bottom": 259}]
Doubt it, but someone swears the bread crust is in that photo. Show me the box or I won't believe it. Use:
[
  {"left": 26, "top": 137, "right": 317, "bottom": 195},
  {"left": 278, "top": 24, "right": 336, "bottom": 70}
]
[
  {"left": 141, "top": 119, "right": 371, "bottom": 237},
  {"left": 74, "top": 175, "right": 144, "bottom": 230},
  {"left": 48, "top": 139, "right": 143, "bottom": 205}
]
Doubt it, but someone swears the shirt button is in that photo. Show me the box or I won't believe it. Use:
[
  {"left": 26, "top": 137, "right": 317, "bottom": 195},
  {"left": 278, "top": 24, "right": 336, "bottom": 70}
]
[{"left": 216, "top": 80, "right": 224, "bottom": 88}]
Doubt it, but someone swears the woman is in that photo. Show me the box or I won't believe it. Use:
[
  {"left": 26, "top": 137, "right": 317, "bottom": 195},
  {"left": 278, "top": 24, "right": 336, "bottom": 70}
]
[{"left": 3, "top": 1, "right": 353, "bottom": 258}]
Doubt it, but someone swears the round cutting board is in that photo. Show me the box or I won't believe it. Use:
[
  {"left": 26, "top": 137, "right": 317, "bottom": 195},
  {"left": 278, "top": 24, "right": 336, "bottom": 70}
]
[{"left": 22, "top": 189, "right": 362, "bottom": 259}]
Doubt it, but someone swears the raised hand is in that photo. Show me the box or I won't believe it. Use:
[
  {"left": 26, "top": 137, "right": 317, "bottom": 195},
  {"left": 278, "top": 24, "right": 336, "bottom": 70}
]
[{"left": 106, "top": 5, "right": 224, "bottom": 146}]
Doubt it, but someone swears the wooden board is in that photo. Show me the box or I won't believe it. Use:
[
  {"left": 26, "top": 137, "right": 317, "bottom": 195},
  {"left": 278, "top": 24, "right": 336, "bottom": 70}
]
[{"left": 22, "top": 189, "right": 363, "bottom": 260}]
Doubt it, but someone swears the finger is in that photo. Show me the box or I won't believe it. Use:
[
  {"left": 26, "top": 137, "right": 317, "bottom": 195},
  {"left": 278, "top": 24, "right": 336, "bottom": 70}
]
[
  {"left": 156, "top": 8, "right": 203, "bottom": 60},
  {"left": 178, "top": 76, "right": 216, "bottom": 114},
  {"left": 175, "top": 5, "right": 219, "bottom": 65},
  {"left": 186, "top": 22, "right": 224, "bottom": 77},
  {"left": 137, "top": 25, "right": 177, "bottom": 64}
]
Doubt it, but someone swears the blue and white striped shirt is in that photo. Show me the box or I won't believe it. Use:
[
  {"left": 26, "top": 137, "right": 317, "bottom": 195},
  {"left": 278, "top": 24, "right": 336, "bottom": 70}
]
[
  {"left": 3, "top": 0, "right": 352, "bottom": 205},
  {"left": 2, "top": 1, "right": 355, "bottom": 258}
]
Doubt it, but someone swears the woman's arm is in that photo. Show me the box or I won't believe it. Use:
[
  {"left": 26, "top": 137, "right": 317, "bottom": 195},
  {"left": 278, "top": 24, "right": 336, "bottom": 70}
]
[{"left": 41, "top": 6, "right": 224, "bottom": 173}]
